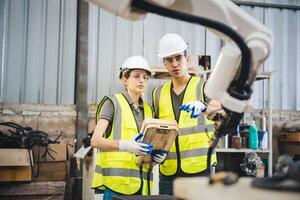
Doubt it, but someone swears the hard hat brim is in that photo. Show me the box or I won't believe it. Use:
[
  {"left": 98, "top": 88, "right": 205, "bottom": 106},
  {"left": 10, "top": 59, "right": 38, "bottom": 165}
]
[
  {"left": 119, "top": 67, "right": 154, "bottom": 79},
  {"left": 157, "top": 45, "right": 188, "bottom": 59},
  {"left": 130, "top": 67, "right": 154, "bottom": 76}
]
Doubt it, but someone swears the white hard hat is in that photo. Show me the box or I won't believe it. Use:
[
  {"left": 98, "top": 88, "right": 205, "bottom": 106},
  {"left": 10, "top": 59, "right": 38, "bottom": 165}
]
[
  {"left": 119, "top": 55, "right": 153, "bottom": 78},
  {"left": 157, "top": 33, "right": 188, "bottom": 59}
]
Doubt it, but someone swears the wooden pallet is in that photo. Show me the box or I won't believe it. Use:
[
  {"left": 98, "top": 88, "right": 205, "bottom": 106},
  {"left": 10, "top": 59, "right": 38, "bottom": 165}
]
[{"left": 281, "top": 132, "right": 300, "bottom": 142}]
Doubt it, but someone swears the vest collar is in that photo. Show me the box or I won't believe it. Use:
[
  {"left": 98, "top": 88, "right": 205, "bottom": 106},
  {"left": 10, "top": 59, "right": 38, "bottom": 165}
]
[{"left": 121, "top": 90, "right": 144, "bottom": 110}]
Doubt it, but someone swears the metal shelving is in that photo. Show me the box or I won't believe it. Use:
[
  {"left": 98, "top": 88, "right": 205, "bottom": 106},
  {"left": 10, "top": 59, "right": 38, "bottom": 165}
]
[
  {"left": 216, "top": 148, "right": 270, "bottom": 153},
  {"left": 216, "top": 72, "right": 273, "bottom": 177}
]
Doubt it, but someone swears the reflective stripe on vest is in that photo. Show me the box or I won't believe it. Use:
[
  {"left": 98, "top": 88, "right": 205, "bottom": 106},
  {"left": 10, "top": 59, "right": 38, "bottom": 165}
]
[
  {"left": 167, "top": 148, "right": 216, "bottom": 159},
  {"left": 92, "top": 93, "right": 153, "bottom": 195},
  {"left": 95, "top": 166, "right": 153, "bottom": 181},
  {"left": 153, "top": 76, "right": 217, "bottom": 176}
]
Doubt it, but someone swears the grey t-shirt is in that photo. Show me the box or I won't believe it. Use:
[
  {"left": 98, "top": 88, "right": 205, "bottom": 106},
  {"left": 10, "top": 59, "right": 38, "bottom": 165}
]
[
  {"left": 171, "top": 79, "right": 209, "bottom": 122},
  {"left": 98, "top": 92, "right": 145, "bottom": 138},
  {"left": 171, "top": 89, "right": 185, "bottom": 122}
]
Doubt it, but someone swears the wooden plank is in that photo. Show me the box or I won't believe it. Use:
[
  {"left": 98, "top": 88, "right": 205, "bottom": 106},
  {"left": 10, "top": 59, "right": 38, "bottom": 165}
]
[
  {"left": 0, "top": 149, "right": 32, "bottom": 166},
  {"left": 0, "top": 166, "right": 32, "bottom": 181},
  {"left": 0, "top": 181, "right": 65, "bottom": 196},
  {"left": 0, "top": 196, "right": 64, "bottom": 200},
  {"left": 281, "top": 132, "right": 300, "bottom": 142}
]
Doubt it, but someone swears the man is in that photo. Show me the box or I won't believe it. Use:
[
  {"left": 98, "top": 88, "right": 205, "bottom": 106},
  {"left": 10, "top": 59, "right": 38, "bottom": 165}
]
[{"left": 152, "top": 33, "right": 219, "bottom": 195}]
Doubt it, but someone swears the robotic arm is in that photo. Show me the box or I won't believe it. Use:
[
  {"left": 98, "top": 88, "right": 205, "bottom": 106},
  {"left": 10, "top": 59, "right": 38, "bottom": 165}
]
[{"left": 87, "top": 0, "right": 273, "bottom": 170}]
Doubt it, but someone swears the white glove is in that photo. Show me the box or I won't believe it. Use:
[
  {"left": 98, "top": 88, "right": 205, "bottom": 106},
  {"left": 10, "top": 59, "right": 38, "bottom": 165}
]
[
  {"left": 153, "top": 152, "right": 167, "bottom": 164},
  {"left": 179, "top": 100, "right": 207, "bottom": 118},
  {"left": 119, "top": 133, "right": 152, "bottom": 155}
]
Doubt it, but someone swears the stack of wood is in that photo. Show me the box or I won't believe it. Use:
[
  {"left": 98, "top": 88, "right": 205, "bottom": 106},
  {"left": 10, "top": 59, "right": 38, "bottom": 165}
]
[{"left": 0, "top": 149, "right": 33, "bottom": 182}]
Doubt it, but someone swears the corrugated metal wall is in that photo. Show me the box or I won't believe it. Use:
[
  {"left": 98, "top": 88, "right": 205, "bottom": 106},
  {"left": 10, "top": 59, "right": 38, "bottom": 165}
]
[
  {"left": 1, "top": 0, "right": 300, "bottom": 110},
  {"left": 240, "top": 0, "right": 300, "bottom": 110},
  {"left": 0, "top": 0, "right": 77, "bottom": 104},
  {"left": 87, "top": 6, "right": 222, "bottom": 104},
  {"left": 88, "top": 1, "right": 300, "bottom": 111}
]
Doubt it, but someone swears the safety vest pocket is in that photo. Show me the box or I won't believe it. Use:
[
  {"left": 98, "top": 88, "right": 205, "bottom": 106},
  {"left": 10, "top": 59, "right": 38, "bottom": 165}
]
[
  {"left": 182, "top": 156, "right": 208, "bottom": 173},
  {"left": 159, "top": 108, "right": 174, "bottom": 120},
  {"left": 108, "top": 156, "right": 132, "bottom": 162},
  {"left": 187, "top": 135, "right": 210, "bottom": 150},
  {"left": 105, "top": 175, "right": 132, "bottom": 192},
  {"left": 104, "top": 152, "right": 133, "bottom": 167},
  {"left": 180, "top": 113, "right": 200, "bottom": 127},
  {"left": 107, "top": 173, "right": 131, "bottom": 182}
]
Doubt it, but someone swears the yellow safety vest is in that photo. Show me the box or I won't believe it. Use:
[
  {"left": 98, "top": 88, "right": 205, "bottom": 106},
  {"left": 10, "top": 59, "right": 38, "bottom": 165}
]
[
  {"left": 92, "top": 93, "right": 153, "bottom": 195},
  {"left": 152, "top": 76, "right": 217, "bottom": 176}
]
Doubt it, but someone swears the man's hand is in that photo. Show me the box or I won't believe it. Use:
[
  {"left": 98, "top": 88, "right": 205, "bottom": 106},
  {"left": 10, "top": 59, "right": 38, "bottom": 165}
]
[
  {"left": 119, "top": 133, "right": 153, "bottom": 155},
  {"left": 151, "top": 150, "right": 167, "bottom": 164},
  {"left": 179, "top": 101, "right": 207, "bottom": 118}
]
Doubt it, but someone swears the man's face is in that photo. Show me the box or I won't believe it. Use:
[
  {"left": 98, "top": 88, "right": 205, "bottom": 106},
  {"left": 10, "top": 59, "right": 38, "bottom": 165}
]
[{"left": 163, "top": 52, "right": 189, "bottom": 78}]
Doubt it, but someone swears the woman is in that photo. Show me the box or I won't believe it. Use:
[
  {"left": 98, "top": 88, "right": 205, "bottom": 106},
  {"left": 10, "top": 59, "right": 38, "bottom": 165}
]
[{"left": 91, "top": 55, "right": 154, "bottom": 200}]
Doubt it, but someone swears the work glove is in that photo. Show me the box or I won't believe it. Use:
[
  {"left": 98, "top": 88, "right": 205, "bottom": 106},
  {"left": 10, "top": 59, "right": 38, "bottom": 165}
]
[
  {"left": 119, "top": 133, "right": 153, "bottom": 156},
  {"left": 179, "top": 100, "right": 207, "bottom": 118},
  {"left": 151, "top": 150, "right": 167, "bottom": 164}
]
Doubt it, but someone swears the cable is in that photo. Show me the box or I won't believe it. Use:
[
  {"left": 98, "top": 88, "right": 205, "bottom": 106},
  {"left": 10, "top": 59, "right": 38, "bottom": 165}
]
[{"left": 0, "top": 122, "right": 64, "bottom": 178}]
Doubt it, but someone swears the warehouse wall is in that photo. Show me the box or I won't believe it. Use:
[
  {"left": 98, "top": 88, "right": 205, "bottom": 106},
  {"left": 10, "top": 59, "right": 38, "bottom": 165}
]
[
  {"left": 241, "top": 0, "right": 300, "bottom": 111},
  {"left": 87, "top": 6, "right": 220, "bottom": 105},
  {"left": 0, "top": 0, "right": 300, "bottom": 110},
  {"left": 0, "top": 0, "right": 77, "bottom": 104},
  {"left": 0, "top": 1, "right": 299, "bottom": 199},
  {"left": 87, "top": 0, "right": 300, "bottom": 111}
]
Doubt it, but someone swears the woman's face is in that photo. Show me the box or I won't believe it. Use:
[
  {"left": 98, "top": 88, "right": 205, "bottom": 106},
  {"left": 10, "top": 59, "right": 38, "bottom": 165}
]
[{"left": 123, "top": 69, "right": 149, "bottom": 95}]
